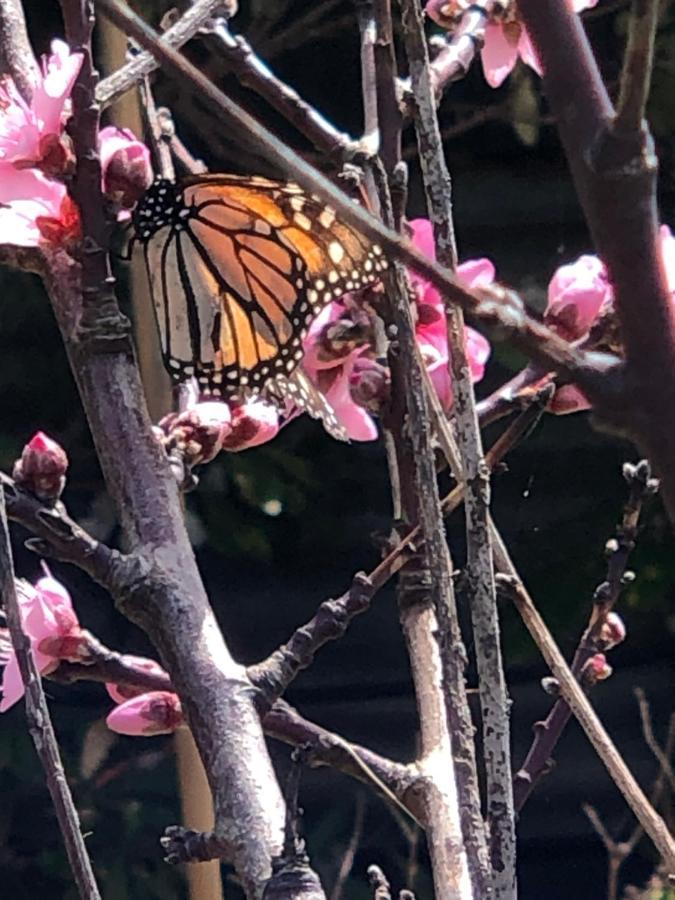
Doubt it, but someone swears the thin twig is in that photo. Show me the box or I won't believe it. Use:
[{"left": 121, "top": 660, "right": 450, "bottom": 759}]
[
  {"left": 582, "top": 706, "right": 674, "bottom": 900},
  {"left": 95, "top": 0, "right": 627, "bottom": 419},
  {"left": 95, "top": 0, "right": 235, "bottom": 108},
  {"left": 329, "top": 794, "right": 367, "bottom": 900},
  {"left": 400, "top": 1, "right": 515, "bottom": 894},
  {"left": 635, "top": 688, "right": 675, "bottom": 794},
  {"left": 0, "top": 487, "right": 102, "bottom": 900},
  {"left": 203, "top": 15, "right": 363, "bottom": 161},
  {"left": 512, "top": 460, "right": 657, "bottom": 811},
  {"left": 615, "top": 0, "right": 660, "bottom": 132}
]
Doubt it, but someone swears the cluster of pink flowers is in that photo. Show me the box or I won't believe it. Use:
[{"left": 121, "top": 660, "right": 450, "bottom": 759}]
[
  {"left": 0, "top": 40, "right": 151, "bottom": 249},
  {"left": 425, "top": 0, "right": 598, "bottom": 88},
  {"left": 543, "top": 225, "right": 675, "bottom": 413}
]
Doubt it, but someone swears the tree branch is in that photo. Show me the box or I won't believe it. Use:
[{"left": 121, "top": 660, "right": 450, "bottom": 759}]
[
  {"left": 48, "top": 2, "right": 286, "bottom": 893},
  {"left": 399, "top": 2, "right": 515, "bottom": 895},
  {"left": 615, "top": 0, "right": 660, "bottom": 132},
  {"left": 0, "top": 0, "right": 38, "bottom": 102},
  {"left": 518, "top": 0, "right": 675, "bottom": 523},
  {"left": 0, "top": 487, "right": 102, "bottom": 900}
]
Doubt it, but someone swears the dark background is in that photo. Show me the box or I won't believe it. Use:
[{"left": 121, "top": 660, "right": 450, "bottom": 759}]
[{"left": 0, "top": 1, "right": 674, "bottom": 897}]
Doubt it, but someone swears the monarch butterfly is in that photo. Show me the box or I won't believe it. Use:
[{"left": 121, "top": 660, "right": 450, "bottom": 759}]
[{"left": 131, "top": 174, "right": 388, "bottom": 439}]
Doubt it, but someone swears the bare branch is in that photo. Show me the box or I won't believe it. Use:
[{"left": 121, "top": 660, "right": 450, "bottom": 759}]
[
  {"left": 400, "top": 1, "right": 515, "bottom": 894},
  {"left": 330, "top": 794, "right": 367, "bottom": 900},
  {"left": 95, "top": 0, "right": 235, "bottom": 108},
  {"left": 0, "top": 487, "right": 102, "bottom": 900},
  {"left": 616, "top": 0, "right": 660, "bottom": 132},
  {"left": 635, "top": 688, "right": 675, "bottom": 794},
  {"left": 0, "top": 0, "right": 38, "bottom": 102}
]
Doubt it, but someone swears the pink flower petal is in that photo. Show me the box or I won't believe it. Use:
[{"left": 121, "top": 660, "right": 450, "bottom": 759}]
[
  {"left": 545, "top": 254, "right": 611, "bottom": 341},
  {"left": 32, "top": 40, "right": 83, "bottom": 138},
  {"left": 0, "top": 170, "right": 67, "bottom": 247},
  {"left": 106, "top": 691, "right": 183, "bottom": 737},
  {"left": 517, "top": 27, "right": 543, "bottom": 77},
  {"left": 457, "top": 258, "right": 496, "bottom": 291},
  {"left": 659, "top": 225, "right": 675, "bottom": 295},
  {"left": 481, "top": 22, "right": 520, "bottom": 88}
]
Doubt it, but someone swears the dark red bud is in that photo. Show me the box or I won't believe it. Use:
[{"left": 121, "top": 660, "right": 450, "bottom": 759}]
[{"left": 13, "top": 431, "right": 68, "bottom": 502}]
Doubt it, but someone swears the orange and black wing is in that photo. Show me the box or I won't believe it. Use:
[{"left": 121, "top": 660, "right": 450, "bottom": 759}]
[{"left": 133, "top": 175, "right": 387, "bottom": 438}]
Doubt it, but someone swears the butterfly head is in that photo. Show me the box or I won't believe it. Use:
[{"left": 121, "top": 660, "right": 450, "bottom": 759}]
[{"left": 132, "top": 177, "right": 185, "bottom": 242}]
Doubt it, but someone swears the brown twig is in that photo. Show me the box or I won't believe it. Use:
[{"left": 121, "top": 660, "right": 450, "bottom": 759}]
[
  {"left": 512, "top": 460, "right": 658, "bottom": 812},
  {"left": 370, "top": 4, "right": 485, "bottom": 887},
  {"left": 95, "top": 0, "right": 235, "bottom": 108},
  {"left": 400, "top": 1, "right": 515, "bottom": 894},
  {"left": 0, "top": 487, "right": 102, "bottom": 900},
  {"left": 615, "top": 0, "right": 660, "bottom": 132},
  {"left": 203, "top": 14, "right": 363, "bottom": 162},
  {"left": 399, "top": 0, "right": 497, "bottom": 108},
  {"left": 95, "top": 0, "right": 627, "bottom": 422},
  {"left": 635, "top": 688, "right": 675, "bottom": 794},
  {"left": 329, "top": 794, "right": 367, "bottom": 900},
  {"left": 0, "top": 0, "right": 38, "bottom": 102},
  {"left": 497, "top": 572, "right": 675, "bottom": 870},
  {"left": 583, "top": 703, "right": 675, "bottom": 900}
]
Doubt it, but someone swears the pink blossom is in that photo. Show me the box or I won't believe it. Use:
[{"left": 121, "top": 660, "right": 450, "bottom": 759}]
[
  {"left": 408, "top": 218, "right": 492, "bottom": 409},
  {"left": 159, "top": 400, "right": 232, "bottom": 466},
  {"left": 0, "top": 575, "right": 86, "bottom": 712},
  {"left": 106, "top": 691, "right": 183, "bottom": 737},
  {"left": 221, "top": 398, "right": 280, "bottom": 451},
  {"left": 99, "top": 126, "right": 153, "bottom": 212},
  {"left": 425, "top": 1, "right": 597, "bottom": 89},
  {"left": 0, "top": 169, "right": 81, "bottom": 248},
  {"left": 13, "top": 430, "right": 68, "bottom": 501},
  {"left": 0, "top": 39, "right": 82, "bottom": 171},
  {"left": 544, "top": 255, "right": 611, "bottom": 342},
  {"left": 316, "top": 350, "right": 379, "bottom": 441}
]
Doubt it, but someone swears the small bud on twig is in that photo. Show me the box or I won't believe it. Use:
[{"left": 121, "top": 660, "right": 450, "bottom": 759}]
[{"left": 12, "top": 432, "right": 68, "bottom": 502}]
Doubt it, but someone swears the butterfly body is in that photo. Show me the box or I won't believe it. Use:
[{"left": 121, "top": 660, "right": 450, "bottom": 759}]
[{"left": 132, "top": 175, "right": 387, "bottom": 439}]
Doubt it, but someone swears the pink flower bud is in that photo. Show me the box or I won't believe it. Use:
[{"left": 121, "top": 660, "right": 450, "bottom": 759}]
[
  {"left": 221, "top": 399, "right": 280, "bottom": 451},
  {"left": 106, "top": 691, "right": 183, "bottom": 737},
  {"left": 106, "top": 656, "right": 170, "bottom": 704},
  {"left": 545, "top": 255, "right": 612, "bottom": 342},
  {"left": 13, "top": 431, "right": 68, "bottom": 501},
  {"left": 99, "top": 126, "right": 153, "bottom": 211},
  {"left": 581, "top": 653, "right": 613, "bottom": 687},
  {"left": 159, "top": 401, "right": 232, "bottom": 466},
  {"left": 349, "top": 357, "right": 390, "bottom": 413},
  {"left": 598, "top": 612, "right": 626, "bottom": 650}
]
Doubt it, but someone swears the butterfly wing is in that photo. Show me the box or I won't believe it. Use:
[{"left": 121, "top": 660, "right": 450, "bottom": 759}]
[{"left": 135, "top": 175, "right": 386, "bottom": 435}]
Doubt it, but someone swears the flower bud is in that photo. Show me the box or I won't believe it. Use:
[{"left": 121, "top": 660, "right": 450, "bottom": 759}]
[
  {"left": 99, "top": 126, "right": 153, "bottom": 211},
  {"left": 158, "top": 401, "right": 232, "bottom": 467},
  {"left": 581, "top": 653, "right": 613, "bottom": 687},
  {"left": 106, "top": 656, "right": 170, "bottom": 704},
  {"left": 13, "top": 431, "right": 68, "bottom": 501},
  {"left": 598, "top": 612, "right": 626, "bottom": 650},
  {"left": 106, "top": 691, "right": 183, "bottom": 737},
  {"left": 349, "top": 357, "right": 390, "bottom": 412},
  {"left": 221, "top": 399, "right": 279, "bottom": 451},
  {"left": 544, "top": 255, "right": 611, "bottom": 343}
]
